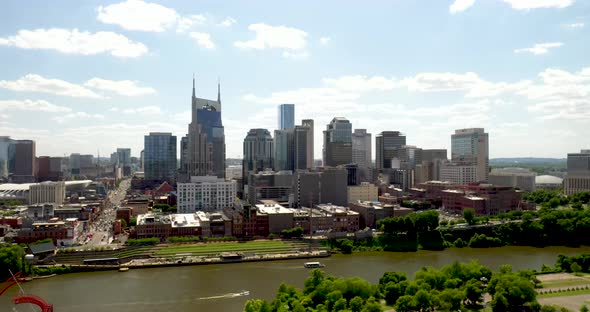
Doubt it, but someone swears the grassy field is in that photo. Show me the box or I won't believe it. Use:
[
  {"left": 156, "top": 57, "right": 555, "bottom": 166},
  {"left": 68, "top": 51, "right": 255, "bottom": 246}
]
[
  {"left": 154, "top": 241, "right": 302, "bottom": 257},
  {"left": 538, "top": 289, "right": 590, "bottom": 299}
]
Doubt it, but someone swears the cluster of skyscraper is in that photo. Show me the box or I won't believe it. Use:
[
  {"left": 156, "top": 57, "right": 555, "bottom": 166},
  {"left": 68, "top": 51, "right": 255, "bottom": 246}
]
[{"left": 139, "top": 78, "right": 225, "bottom": 183}]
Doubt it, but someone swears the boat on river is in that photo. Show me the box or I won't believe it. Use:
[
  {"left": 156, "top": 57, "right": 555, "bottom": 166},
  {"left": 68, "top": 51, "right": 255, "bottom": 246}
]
[
  {"left": 239, "top": 290, "right": 250, "bottom": 296},
  {"left": 304, "top": 261, "right": 325, "bottom": 268},
  {"left": 119, "top": 267, "right": 129, "bottom": 272}
]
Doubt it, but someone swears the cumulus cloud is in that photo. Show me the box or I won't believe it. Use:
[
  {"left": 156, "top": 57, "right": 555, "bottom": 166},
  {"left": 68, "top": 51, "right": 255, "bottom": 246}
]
[
  {"left": 190, "top": 32, "right": 215, "bottom": 49},
  {"left": 177, "top": 15, "right": 207, "bottom": 33},
  {"left": 0, "top": 99, "right": 72, "bottom": 113},
  {"left": 323, "top": 75, "right": 397, "bottom": 92},
  {"left": 52, "top": 112, "right": 105, "bottom": 124},
  {"left": 565, "top": 22, "right": 585, "bottom": 28},
  {"left": 121, "top": 105, "right": 161, "bottom": 115},
  {"left": 218, "top": 17, "right": 237, "bottom": 27},
  {"left": 449, "top": 0, "right": 476, "bottom": 14},
  {"left": 0, "top": 74, "right": 103, "bottom": 98},
  {"left": 97, "top": 0, "right": 179, "bottom": 32},
  {"left": 84, "top": 78, "right": 156, "bottom": 96},
  {"left": 319, "top": 37, "right": 331, "bottom": 45},
  {"left": 0, "top": 28, "right": 148, "bottom": 58},
  {"left": 514, "top": 42, "right": 563, "bottom": 55},
  {"left": 502, "top": 0, "right": 573, "bottom": 10},
  {"left": 235, "top": 23, "right": 308, "bottom": 55}
]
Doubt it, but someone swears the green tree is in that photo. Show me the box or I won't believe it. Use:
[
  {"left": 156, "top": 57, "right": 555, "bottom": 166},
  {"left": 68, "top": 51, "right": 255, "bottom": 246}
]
[
  {"left": 333, "top": 298, "right": 347, "bottom": 312},
  {"left": 361, "top": 297, "right": 383, "bottom": 312},
  {"left": 463, "top": 208, "right": 476, "bottom": 225},
  {"left": 581, "top": 305, "right": 589, "bottom": 312},
  {"left": 0, "top": 244, "right": 25, "bottom": 279},
  {"left": 349, "top": 296, "right": 364, "bottom": 312},
  {"left": 571, "top": 262, "right": 582, "bottom": 273},
  {"left": 395, "top": 295, "right": 415, "bottom": 312},
  {"left": 119, "top": 218, "right": 127, "bottom": 228},
  {"left": 244, "top": 299, "right": 272, "bottom": 312},
  {"left": 129, "top": 217, "right": 137, "bottom": 226},
  {"left": 463, "top": 279, "right": 483, "bottom": 307},
  {"left": 437, "top": 288, "right": 463, "bottom": 311}
]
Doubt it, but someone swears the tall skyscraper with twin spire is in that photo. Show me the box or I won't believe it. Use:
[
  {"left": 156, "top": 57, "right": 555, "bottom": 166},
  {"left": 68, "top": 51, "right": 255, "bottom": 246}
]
[{"left": 182, "top": 77, "right": 226, "bottom": 179}]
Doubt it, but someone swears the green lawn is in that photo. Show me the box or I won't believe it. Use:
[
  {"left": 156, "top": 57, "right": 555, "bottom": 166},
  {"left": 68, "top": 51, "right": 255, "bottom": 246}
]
[
  {"left": 154, "top": 241, "right": 297, "bottom": 256},
  {"left": 542, "top": 278, "right": 590, "bottom": 288}
]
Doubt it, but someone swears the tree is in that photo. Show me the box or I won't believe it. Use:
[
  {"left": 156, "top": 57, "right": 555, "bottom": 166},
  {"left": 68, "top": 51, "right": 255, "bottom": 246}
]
[
  {"left": 129, "top": 217, "right": 137, "bottom": 226},
  {"left": 463, "top": 279, "right": 483, "bottom": 307},
  {"left": 571, "top": 262, "right": 582, "bottom": 273},
  {"left": 395, "top": 295, "right": 414, "bottom": 312},
  {"left": 361, "top": 297, "right": 383, "bottom": 312},
  {"left": 349, "top": 296, "right": 363, "bottom": 312},
  {"left": 333, "top": 298, "right": 347, "bottom": 312},
  {"left": 464, "top": 208, "right": 476, "bottom": 225},
  {"left": 581, "top": 305, "right": 589, "bottom": 312},
  {"left": 119, "top": 218, "right": 127, "bottom": 228},
  {"left": 437, "top": 288, "right": 463, "bottom": 311},
  {"left": 0, "top": 244, "right": 25, "bottom": 279}
]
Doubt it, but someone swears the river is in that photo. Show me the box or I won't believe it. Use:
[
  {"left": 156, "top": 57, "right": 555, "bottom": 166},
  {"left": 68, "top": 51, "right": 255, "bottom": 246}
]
[{"left": 2, "top": 246, "right": 590, "bottom": 312}]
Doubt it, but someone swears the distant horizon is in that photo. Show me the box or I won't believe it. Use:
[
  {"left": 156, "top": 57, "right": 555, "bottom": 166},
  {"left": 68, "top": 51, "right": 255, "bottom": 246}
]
[{"left": 1, "top": 0, "right": 588, "bottom": 159}]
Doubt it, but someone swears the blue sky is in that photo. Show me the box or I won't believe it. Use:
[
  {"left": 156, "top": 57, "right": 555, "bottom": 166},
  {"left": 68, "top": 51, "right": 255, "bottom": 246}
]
[{"left": 0, "top": 0, "right": 588, "bottom": 159}]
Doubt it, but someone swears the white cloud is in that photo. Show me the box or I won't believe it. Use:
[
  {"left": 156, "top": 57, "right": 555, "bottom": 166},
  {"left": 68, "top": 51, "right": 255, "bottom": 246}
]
[
  {"left": 323, "top": 75, "right": 397, "bottom": 92},
  {"left": 218, "top": 17, "right": 237, "bottom": 27},
  {"left": 190, "top": 32, "right": 215, "bottom": 49},
  {"left": 84, "top": 78, "right": 156, "bottom": 96},
  {"left": 514, "top": 42, "right": 563, "bottom": 55},
  {"left": 319, "top": 37, "right": 331, "bottom": 45},
  {"left": 282, "top": 51, "right": 310, "bottom": 59},
  {"left": 52, "top": 112, "right": 105, "bottom": 124},
  {"left": 121, "top": 105, "right": 161, "bottom": 115},
  {"left": 97, "top": 0, "right": 179, "bottom": 32},
  {"left": 0, "top": 28, "right": 148, "bottom": 58},
  {"left": 235, "top": 23, "right": 308, "bottom": 51},
  {"left": 565, "top": 22, "right": 585, "bottom": 28},
  {"left": 0, "top": 74, "right": 103, "bottom": 98},
  {"left": 502, "top": 0, "right": 573, "bottom": 10},
  {"left": 0, "top": 99, "right": 72, "bottom": 113},
  {"left": 177, "top": 15, "right": 207, "bottom": 33},
  {"left": 449, "top": 0, "right": 476, "bottom": 14}
]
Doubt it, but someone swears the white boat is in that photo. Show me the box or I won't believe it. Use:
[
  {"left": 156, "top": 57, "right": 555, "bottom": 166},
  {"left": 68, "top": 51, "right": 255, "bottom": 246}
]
[
  {"left": 304, "top": 262, "right": 325, "bottom": 268},
  {"left": 239, "top": 290, "right": 250, "bottom": 296}
]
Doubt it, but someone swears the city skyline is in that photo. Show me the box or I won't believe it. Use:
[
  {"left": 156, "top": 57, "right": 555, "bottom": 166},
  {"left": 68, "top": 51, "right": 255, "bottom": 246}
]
[{"left": 1, "top": 0, "right": 589, "bottom": 159}]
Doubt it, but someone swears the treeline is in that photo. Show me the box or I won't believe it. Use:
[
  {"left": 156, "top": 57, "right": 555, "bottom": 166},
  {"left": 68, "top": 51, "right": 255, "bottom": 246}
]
[
  {"left": 244, "top": 258, "right": 565, "bottom": 312},
  {"left": 523, "top": 190, "right": 589, "bottom": 209}
]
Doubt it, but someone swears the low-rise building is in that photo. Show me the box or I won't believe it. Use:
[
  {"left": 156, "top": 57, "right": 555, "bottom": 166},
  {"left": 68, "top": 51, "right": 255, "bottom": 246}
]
[
  {"left": 15, "top": 220, "right": 75, "bottom": 245},
  {"left": 535, "top": 175, "right": 563, "bottom": 190},
  {"left": 349, "top": 200, "right": 411, "bottom": 229},
  {"left": 442, "top": 183, "right": 524, "bottom": 215},
  {"left": 489, "top": 168, "right": 536, "bottom": 192},
  {"left": 256, "top": 203, "right": 295, "bottom": 234},
  {"left": 347, "top": 182, "right": 378, "bottom": 204}
]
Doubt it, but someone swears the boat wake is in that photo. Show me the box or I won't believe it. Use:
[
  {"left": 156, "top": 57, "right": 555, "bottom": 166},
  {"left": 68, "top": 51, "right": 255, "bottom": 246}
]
[{"left": 198, "top": 290, "right": 250, "bottom": 300}]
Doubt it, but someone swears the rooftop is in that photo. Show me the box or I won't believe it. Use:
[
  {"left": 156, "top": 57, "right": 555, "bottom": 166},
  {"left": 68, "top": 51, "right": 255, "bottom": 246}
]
[
  {"left": 536, "top": 175, "right": 564, "bottom": 184},
  {"left": 256, "top": 203, "right": 294, "bottom": 215}
]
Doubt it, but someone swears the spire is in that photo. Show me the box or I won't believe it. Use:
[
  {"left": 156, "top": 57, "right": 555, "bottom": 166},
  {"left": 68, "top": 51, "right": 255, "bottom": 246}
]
[
  {"left": 217, "top": 77, "right": 221, "bottom": 103},
  {"left": 192, "top": 73, "right": 196, "bottom": 98}
]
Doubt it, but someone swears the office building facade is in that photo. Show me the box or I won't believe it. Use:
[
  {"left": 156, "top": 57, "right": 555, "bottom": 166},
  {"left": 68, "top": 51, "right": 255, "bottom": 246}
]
[
  {"left": 177, "top": 176, "right": 236, "bottom": 213},
  {"left": 9, "top": 139, "right": 36, "bottom": 182},
  {"left": 243, "top": 129, "right": 274, "bottom": 183},
  {"left": 186, "top": 78, "right": 225, "bottom": 179},
  {"left": 28, "top": 181, "right": 66, "bottom": 205},
  {"left": 278, "top": 104, "right": 295, "bottom": 130},
  {"left": 323, "top": 117, "right": 352, "bottom": 167},
  {"left": 489, "top": 168, "right": 536, "bottom": 192},
  {"left": 144, "top": 132, "right": 177, "bottom": 180},
  {"left": 451, "top": 128, "right": 489, "bottom": 182},
  {"left": 564, "top": 150, "right": 590, "bottom": 195},
  {"left": 376, "top": 131, "right": 406, "bottom": 169}
]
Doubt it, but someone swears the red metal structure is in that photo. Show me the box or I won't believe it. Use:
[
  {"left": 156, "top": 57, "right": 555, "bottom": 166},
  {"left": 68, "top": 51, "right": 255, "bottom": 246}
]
[
  {"left": 13, "top": 293, "right": 54, "bottom": 312},
  {"left": 1, "top": 272, "right": 54, "bottom": 312}
]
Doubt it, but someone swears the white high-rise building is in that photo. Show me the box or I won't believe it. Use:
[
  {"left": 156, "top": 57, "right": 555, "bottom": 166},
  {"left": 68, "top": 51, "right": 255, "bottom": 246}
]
[
  {"left": 177, "top": 176, "right": 237, "bottom": 213},
  {"left": 440, "top": 162, "right": 478, "bottom": 185},
  {"left": 28, "top": 181, "right": 65, "bottom": 205},
  {"left": 450, "top": 128, "right": 489, "bottom": 183}
]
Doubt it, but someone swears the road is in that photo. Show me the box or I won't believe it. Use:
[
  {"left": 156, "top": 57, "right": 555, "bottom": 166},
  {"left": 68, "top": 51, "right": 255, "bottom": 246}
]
[{"left": 79, "top": 179, "right": 130, "bottom": 247}]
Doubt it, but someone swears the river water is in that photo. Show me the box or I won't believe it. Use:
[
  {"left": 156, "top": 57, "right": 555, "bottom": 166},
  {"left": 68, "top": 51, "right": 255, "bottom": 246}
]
[{"left": 2, "top": 246, "right": 590, "bottom": 312}]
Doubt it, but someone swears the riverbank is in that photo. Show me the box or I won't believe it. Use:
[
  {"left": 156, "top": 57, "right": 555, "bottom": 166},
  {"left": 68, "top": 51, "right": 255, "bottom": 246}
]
[{"left": 36, "top": 249, "right": 330, "bottom": 273}]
